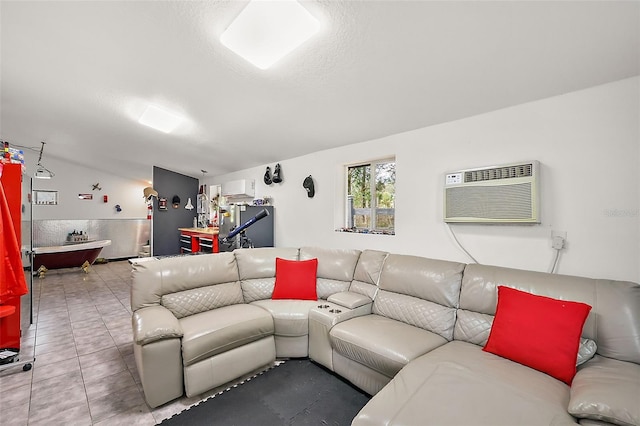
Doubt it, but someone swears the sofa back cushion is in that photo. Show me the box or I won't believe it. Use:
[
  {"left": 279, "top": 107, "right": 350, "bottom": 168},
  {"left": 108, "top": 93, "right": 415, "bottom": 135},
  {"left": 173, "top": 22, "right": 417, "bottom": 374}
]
[
  {"left": 299, "top": 247, "right": 361, "bottom": 299},
  {"left": 350, "top": 249, "right": 388, "bottom": 299},
  {"left": 456, "top": 264, "right": 640, "bottom": 364},
  {"left": 235, "top": 247, "right": 299, "bottom": 302},
  {"left": 131, "top": 252, "right": 240, "bottom": 311},
  {"left": 373, "top": 254, "right": 465, "bottom": 340},
  {"left": 162, "top": 282, "right": 243, "bottom": 319}
]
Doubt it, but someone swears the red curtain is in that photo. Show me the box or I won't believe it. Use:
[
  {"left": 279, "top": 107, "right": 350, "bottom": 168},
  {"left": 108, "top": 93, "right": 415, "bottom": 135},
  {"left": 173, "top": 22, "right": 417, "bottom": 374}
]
[{"left": 0, "top": 166, "right": 27, "bottom": 304}]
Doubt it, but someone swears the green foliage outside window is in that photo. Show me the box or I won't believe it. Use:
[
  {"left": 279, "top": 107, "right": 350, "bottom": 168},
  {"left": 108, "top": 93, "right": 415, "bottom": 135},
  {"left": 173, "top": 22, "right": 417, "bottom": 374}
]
[{"left": 347, "top": 159, "right": 395, "bottom": 232}]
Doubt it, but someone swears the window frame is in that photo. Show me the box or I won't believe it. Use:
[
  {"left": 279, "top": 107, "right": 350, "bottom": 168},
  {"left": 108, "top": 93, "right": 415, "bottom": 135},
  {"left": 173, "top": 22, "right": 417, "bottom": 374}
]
[{"left": 344, "top": 157, "right": 395, "bottom": 234}]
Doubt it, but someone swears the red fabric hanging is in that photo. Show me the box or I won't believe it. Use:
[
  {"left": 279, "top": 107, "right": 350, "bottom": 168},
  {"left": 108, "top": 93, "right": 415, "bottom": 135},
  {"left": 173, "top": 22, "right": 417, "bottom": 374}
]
[{"left": 0, "top": 172, "right": 28, "bottom": 304}]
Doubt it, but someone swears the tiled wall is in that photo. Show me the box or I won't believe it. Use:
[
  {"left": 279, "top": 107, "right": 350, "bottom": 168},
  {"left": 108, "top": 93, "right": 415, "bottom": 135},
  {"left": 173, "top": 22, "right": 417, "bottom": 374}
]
[{"left": 31, "top": 219, "right": 150, "bottom": 259}]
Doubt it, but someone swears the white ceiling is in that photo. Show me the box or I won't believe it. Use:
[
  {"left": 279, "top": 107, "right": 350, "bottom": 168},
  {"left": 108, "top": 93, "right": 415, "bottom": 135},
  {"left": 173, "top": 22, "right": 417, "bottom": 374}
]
[{"left": 2, "top": 1, "right": 639, "bottom": 182}]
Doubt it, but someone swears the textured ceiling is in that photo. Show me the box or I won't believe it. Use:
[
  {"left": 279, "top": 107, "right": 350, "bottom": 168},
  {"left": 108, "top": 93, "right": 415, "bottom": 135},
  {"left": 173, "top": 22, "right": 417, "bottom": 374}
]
[{"left": 1, "top": 1, "right": 639, "bottom": 182}]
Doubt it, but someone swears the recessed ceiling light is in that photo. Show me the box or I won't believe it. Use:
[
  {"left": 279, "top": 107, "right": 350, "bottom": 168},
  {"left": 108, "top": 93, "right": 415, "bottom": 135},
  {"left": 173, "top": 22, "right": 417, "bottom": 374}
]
[
  {"left": 220, "top": 0, "right": 320, "bottom": 70},
  {"left": 138, "top": 105, "right": 184, "bottom": 133}
]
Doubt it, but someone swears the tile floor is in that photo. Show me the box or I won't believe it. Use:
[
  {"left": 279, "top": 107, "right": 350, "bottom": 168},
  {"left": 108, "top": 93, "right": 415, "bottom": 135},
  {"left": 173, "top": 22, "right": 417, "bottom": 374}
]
[{"left": 0, "top": 260, "right": 242, "bottom": 425}]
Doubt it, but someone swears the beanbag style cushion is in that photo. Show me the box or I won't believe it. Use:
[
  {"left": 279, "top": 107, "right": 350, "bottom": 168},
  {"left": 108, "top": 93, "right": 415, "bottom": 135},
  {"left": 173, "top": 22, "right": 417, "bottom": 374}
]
[
  {"left": 272, "top": 258, "right": 318, "bottom": 300},
  {"left": 483, "top": 286, "right": 592, "bottom": 385}
]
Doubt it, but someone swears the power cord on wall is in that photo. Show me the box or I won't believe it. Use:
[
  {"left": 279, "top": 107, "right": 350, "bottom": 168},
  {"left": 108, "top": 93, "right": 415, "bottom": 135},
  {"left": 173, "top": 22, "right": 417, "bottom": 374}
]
[
  {"left": 447, "top": 223, "right": 566, "bottom": 273},
  {"left": 445, "top": 223, "right": 479, "bottom": 264},
  {"left": 548, "top": 235, "right": 565, "bottom": 274}
]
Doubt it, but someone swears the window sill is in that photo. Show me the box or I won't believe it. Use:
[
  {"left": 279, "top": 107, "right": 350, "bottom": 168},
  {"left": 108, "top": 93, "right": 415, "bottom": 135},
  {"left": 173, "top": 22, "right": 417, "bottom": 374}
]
[{"left": 335, "top": 228, "right": 395, "bottom": 236}]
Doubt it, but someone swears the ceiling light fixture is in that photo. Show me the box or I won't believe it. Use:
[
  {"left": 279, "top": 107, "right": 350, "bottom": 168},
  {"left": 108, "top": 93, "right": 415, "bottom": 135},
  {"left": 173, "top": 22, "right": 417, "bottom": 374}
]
[
  {"left": 138, "top": 105, "right": 184, "bottom": 133},
  {"left": 34, "top": 141, "right": 54, "bottom": 179},
  {"left": 220, "top": 0, "right": 320, "bottom": 70}
]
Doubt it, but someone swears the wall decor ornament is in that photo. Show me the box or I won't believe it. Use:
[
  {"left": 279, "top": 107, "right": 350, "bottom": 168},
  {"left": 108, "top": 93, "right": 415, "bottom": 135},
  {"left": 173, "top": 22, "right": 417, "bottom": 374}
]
[
  {"left": 303, "top": 175, "right": 315, "bottom": 198},
  {"left": 33, "top": 190, "right": 58, "bottom": 205},
  {"left": 185, "top": 197, "right": 194, "bottom": 210},
  {"left": 158, "top": 197, "right": 168, "bottom": 210},
  {"left": 264, "top": 166, "right": 272, "bottom": 185},
  {"left": 272, "top": 163, "right": 282, "bottom": 183}
]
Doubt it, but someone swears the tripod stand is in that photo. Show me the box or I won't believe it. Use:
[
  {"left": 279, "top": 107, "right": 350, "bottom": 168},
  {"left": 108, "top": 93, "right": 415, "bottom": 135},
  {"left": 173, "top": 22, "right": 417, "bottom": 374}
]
[{"left": 220, "top": 230, "right": 254, "bottom": 251}]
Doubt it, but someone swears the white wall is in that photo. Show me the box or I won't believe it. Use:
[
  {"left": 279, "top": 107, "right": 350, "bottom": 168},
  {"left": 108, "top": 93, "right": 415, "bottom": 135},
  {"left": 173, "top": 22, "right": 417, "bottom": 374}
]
[
  {"left": 22, "top": 151, "right": 149, "bottom": 220},
  {"left": 208, "top": 77, "right": 639, "bottom": 283}
]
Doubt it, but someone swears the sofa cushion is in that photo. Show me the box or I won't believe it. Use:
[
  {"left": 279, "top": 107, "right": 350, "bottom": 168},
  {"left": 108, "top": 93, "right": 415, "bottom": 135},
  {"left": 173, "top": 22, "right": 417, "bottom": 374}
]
[
  {"left": 251, "top": 299, "right": 319, "bottom": 337},
  {"left": 569, "top": 355, "right": 640, "bottom": 426},
  {"left": 458, "top": 264, "right": 640, "bottom": 365},
  {"left": 373, "top": 290, "right": 457, "bottom": 341},
  {"left": 483, "top": 286, "right": 591, "bottom": 385},
  {"left": 300, "top": 247, "right": 361, "bottom": 282},
  {"left": 330, "top": 314, "right": 448, "bottom": 378},
  {"left": 353, "top": 250, "right": 387, "bottom": 286},
  {"left": 235, "top": 247, "right": 299, "bottom": 280},
  {"left": 240, "top": 278, "right": 275, "bottom": 303},
  {"left": 300, "top": 247, "right": 361, "bottom": 299},
  {"left": 378, "top": 254, "right": 465, "bottom": 308},
  {"left": 131, "top": 252, "right": 239, "bottom": 310},
  {"left": 272, "top": 258, "right": 318, "bottom": 300},
  {"left": 372, "top": 254, "right": 464, "bottom": 342},
  {"left": 161, "top": 281, "right": 243, "bottom": 319},
  {"left": 236, "top": 247, "right": 299, "bottom": 302},
  {"left": 180, "top": 304, "right": 274, "bottom": 366},
  {"left": 353, "top": 341, "right": 576, "bottom": 426}
]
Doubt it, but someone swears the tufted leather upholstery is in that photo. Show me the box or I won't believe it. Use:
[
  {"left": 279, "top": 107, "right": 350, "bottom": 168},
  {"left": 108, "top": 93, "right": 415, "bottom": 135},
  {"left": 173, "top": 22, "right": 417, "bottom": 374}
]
[
  {"left": 131, "top": 247, "right": 639, "bottom": 425},
  {"left": 351, "top": 263, "right": 640, "bottom": 426},
  {"left": 132, "top": 252, "right": 278, "bottom": 407},
  {"left": 329, "top": 254, "right": 465, "bottom": 392},
  {"left": 161, "top": 282, "right": 243, "bottom": 319},
  {"left": 458, "top": 264, "right": 640, "bottom": 364},
  {"left": 372, "top": 291, "right": 457, "bottom": 340},
  {"left": 131, "top": 247, "right": 365, "bottom": 407},
  {"left": 236, "top": 247, "right": 298, "bottom": 302},
  {"left": 131, "top": 251, "right": 239, "bottom": 310}
]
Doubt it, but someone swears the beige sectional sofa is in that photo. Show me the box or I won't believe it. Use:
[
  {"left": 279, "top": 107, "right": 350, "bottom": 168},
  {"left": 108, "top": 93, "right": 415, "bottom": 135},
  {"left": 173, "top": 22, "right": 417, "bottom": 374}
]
[{"left": 130, "top": 247, "right": 640, "bottom": 426}]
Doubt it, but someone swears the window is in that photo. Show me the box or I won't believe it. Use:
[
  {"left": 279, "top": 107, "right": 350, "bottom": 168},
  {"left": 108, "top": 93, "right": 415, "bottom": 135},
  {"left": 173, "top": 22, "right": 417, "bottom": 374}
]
[{"left": 345, "top": 158, "right": 395, "bottom": 234}]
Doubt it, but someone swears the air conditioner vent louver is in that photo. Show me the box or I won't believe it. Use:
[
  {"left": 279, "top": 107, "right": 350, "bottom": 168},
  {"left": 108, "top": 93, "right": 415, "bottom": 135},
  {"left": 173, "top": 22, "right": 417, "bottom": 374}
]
[
  {"left": 444, "top": 161, "right": 540, "bottom": 224},
  {"left": 446, "top": 183, "right": 532, "bottom": 220},
  {"left": 464, "top": 163, "right": 533, "bottom": 183}
]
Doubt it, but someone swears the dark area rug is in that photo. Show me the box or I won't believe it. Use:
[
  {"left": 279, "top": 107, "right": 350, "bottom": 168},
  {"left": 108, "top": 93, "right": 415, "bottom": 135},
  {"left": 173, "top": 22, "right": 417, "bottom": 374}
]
[{"left": 160, "top": 359, "right": 371, "bottom": 426}]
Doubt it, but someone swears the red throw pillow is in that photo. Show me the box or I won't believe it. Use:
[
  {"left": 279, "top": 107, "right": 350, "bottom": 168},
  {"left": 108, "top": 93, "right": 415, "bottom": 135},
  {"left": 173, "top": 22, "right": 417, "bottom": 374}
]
[
  {"left": 272, "top": 258, "right": 318, "bottom": 300},
  {"left": 483, "top": 286, "right": 592, "bottom": 385}
]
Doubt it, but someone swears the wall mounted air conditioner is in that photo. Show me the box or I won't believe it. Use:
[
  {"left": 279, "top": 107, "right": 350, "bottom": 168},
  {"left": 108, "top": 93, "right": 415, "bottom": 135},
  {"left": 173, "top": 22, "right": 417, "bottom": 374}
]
[
  {"left": 221, "top": 179, "right": 255, "bottom": 198},
  {"left": 444, "top": 161, "right": 540, "bottom": 224}
]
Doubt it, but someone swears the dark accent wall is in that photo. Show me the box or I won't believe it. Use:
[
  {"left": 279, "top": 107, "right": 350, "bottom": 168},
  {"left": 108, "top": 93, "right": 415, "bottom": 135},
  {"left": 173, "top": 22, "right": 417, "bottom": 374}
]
[{"left": 152, "top": 166, "right": 198, "bottom": 256}]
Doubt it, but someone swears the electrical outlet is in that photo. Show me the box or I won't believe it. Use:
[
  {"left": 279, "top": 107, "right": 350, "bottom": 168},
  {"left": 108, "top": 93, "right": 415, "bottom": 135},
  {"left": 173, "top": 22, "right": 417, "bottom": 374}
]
[
  {"left": 551, "top": 230, "right": 567, "bottom": 250},
  {"left": 552, "top": 236, "right": 565, "bottom": 250}
]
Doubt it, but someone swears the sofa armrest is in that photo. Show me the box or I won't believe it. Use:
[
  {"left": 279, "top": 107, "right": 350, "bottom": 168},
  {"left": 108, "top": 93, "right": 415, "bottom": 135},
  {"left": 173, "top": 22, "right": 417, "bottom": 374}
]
[
  {"left": 568, "top": 355, "right": 640, "bottom": 426},
  {"left": 309, "top": 301, "right": 372, "bottom": 370},
  {"left": 327, "top": 291, "right": 372, "bottom": 309},
  {"left": 132, "top": 305, "right": 183, "bottom": 345},
  {"left": 310, "top": 302, "right": 372, "bottom": 329}
]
